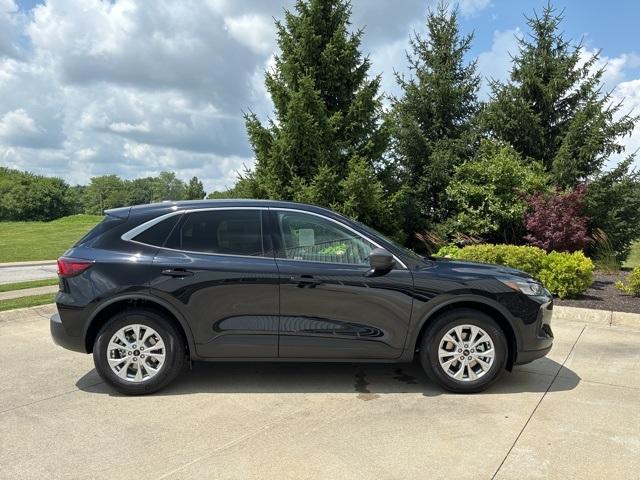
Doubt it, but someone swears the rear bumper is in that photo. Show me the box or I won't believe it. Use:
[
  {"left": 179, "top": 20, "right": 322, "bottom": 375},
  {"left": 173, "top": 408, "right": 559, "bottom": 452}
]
[{"left": 50, "top": 313, "right": 86, "bottom": 353}]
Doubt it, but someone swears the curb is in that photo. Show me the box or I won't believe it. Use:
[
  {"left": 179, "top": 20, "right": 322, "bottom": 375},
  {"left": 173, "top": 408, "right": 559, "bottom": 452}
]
[
  {"left": 0, "top": 285, "right": 59, "bottom": 301},
  {"left": 0, "top": 260, "right": 57, "bottom": 268},
  {"left": 553, "top": 305, "right": 640, "bottom": 329},
  {"left": 0, "top": 303, "right": 57, "bottom": 323}
]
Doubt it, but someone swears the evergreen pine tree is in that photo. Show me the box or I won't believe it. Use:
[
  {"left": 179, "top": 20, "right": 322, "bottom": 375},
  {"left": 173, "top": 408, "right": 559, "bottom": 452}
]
[
  {"left": 244, "top": 0, "right": 390, "bottom": 229},
  {"left": 387, "top": 2, "right": 480, "bottom": 235},
  {"left": 482, "top": 4, "right": 637, "bottom": 186}
]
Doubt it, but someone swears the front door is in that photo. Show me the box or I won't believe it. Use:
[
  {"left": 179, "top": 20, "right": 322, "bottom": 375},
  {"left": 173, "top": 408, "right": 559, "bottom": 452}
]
[
  {"left": 150, "top": 208, "right": 280, "bottom": 358},
  {"left": 270, "top": 209, "right": 414, "bottom": 359}
]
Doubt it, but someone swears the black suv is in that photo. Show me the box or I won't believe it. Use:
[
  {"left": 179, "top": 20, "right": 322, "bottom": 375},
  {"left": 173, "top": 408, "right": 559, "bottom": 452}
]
[{"left": 51, "top": 200, "right": 553, "bottom": 395}]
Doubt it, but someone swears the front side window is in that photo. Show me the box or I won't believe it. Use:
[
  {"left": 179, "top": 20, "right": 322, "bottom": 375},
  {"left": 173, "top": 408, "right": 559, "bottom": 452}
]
[
  {"left": 165, "top": 209, "right": 264, "bottom": 256},
  {"left": 275, "top": 211, "right": 374, "bottom": 265}
]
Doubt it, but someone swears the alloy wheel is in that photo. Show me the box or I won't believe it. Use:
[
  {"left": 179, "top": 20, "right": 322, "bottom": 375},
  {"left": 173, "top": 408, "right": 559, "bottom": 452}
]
[
  {"left": 438, "top": 324, "right": 495, "bottom": 381},
  {"left": 106, "top": 324, "right": 166, "bottom": 383}
]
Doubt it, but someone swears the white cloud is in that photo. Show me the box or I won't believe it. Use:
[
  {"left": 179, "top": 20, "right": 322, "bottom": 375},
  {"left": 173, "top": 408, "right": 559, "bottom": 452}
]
[
  {"left": 370, "top": 37, "right": 409, "bottom": 105},
  {"left": 0, "top": 109, "right": 39, "bottom": 135},
  {"left": 456, "top": 0, "right": 492, "bottom": 17},
  {"left": 0, "top": 0, "right": 25, "bottom": 59},
  {"left": 476, "top": 28, "right": 521, "bottom": 98},
  {"left": 579, "top": 47, "right": 640, "bottom": 90},
  {"left": 224, "top": 14, "right": 275, "bottom": 54},
  {"left": 0, "top": 0, "right": 278, "bottom": 191},
  {"left": 608, "top": 78, "right": 640, "bottom": 169},
  {"left": 0, "top": 108, "right": 57, "bottom": 148},
  {"left": 108, "top": 121, "right": 150, "bottom": 134}
]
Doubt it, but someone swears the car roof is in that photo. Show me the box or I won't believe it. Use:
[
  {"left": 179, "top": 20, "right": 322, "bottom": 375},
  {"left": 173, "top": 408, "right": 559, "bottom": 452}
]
[{"left": 105, "top": 199, "right": 338, "bottom": 219}]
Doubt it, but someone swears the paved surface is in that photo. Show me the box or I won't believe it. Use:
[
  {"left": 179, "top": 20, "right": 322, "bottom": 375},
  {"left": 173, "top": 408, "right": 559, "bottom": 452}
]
[
  {"left": 0, "top": 262, "right": 57, "bottom": 285},
  {"left": 1, "top": 305, "right": 639, "bottom": 480},
  {"left": 0, "top": 285, "right": 58, "bottom": 301}
]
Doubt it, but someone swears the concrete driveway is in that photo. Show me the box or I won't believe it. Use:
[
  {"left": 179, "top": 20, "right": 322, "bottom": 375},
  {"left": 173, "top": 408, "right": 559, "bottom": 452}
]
[{"left": 1, "top": 305, "right": 639, "bottom": 479}]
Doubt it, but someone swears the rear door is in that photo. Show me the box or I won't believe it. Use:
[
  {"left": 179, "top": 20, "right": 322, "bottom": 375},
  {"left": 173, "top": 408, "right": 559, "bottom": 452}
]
[
  {"left": 146, "top": 208, "right": 280, "bottom": 358},
  {"left": 270, "top": 209, "right": 414, "bottom": 359}
]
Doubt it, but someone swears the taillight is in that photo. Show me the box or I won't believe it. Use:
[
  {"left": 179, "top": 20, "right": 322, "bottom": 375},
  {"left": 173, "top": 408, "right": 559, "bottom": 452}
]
[{"left": 57, "top": 257, "right": 93, "bottom": 278}]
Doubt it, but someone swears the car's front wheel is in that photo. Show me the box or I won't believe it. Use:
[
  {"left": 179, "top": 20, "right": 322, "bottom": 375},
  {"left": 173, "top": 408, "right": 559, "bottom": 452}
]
[
  {"left": 419, "top": 309, "right": 508, "bottom": 393},
  {"left": 93, "top": 308, "right": 185, "bottom": 395}
]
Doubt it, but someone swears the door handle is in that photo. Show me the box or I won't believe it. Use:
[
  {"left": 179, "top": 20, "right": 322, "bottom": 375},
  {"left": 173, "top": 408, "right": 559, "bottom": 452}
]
[
  {"left": 290, "top": 275, "right": 322, "bottom": 288},
  {"left": 161, "top": 268, "right": 194, "bottom": 278}
]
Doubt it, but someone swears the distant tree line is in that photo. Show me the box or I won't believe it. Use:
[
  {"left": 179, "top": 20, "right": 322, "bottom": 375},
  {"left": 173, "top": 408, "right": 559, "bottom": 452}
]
[{"left": 0, "top": 167, "right": 206, "bottom": 220}]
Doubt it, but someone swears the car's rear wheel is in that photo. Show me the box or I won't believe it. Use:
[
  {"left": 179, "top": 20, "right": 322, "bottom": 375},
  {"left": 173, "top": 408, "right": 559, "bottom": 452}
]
[
  {"left": 93, "top": 308, "right": 185, "bottom": 395},
  {"left": 419, "top": 308, "right": 508, "bottom": 393}
]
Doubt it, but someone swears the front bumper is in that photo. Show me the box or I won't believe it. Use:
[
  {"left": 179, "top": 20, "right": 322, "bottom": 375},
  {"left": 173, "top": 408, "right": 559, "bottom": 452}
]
[
  {"left": 515, "top": 344, "right": 553, "bottom": 364},
  {"left": 50, "top": 313, "right": 85, "bottom": 353},
  {"left": 515, "top": 299, "right": 554, "bottom": 365}
]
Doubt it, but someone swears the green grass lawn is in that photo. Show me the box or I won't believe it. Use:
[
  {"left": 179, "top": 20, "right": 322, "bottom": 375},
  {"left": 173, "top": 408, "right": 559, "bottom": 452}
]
[
  {"left": 0, "top": 293, "right": 56, "bottom": 312},
  {"left": 0, "top": 278, "right": 59, "bottom": 293},
  {"left": 624, "top": 240, "right": 640, "bottom": 269},
  {"left": 0, "top": 214, "right": 102, "bottom": 263}
]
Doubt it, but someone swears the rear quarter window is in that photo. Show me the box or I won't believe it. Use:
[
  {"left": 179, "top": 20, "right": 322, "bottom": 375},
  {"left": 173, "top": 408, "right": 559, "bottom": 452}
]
[
  {"left": 132, "top": 215, "right": 181, "bottom": 247},
  {"left": 75, "top": 215, "right": 125, "bottom": 246}
]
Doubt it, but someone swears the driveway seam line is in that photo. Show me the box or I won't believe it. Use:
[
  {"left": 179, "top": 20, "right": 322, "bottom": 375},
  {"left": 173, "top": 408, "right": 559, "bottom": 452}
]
[
  {"left": 580, "top": 378, "right": 640, "bottom": 391},
  {"left": 490, "top": 324, "right": 586, "bottom": 480},
  {"left": 0, "top": 381, "right": 104, "bottom": 415},
  {"left": 156, "top": 408, "right": 307, "bottom": 479}
]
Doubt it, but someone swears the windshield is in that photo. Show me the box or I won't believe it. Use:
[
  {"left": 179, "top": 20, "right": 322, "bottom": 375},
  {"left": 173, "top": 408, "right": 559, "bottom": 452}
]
[{"left": 353, "top": 220, "right": 424, "bottom": 261}]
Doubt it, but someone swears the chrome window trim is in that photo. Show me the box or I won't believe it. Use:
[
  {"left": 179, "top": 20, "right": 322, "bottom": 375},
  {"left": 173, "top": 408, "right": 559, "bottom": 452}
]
[
  {"left": 121, "top": 209, "right": 184, "bottom": 242},
  {"left": 120, "top": 206, "right": 407, "bottom": 269}
]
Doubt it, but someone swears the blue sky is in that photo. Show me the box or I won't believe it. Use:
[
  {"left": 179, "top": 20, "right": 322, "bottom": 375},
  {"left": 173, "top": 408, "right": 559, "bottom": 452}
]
[
  {"left": 1, "top": 0, "right": 638, "bottom": 191},
  {"left": 462, "top": 0, "right": 639, "bottom": 70}
]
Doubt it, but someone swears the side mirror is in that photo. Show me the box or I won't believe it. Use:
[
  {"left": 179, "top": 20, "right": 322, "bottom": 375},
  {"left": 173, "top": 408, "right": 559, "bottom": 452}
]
[{"left": 366, "top": 248, "right": 395, "bottom": 277}]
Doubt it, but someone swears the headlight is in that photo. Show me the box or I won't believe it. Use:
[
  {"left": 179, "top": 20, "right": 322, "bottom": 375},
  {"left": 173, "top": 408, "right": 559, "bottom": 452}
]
[{"left": 500, "top": 279, "right": 549, "bottom": 297}]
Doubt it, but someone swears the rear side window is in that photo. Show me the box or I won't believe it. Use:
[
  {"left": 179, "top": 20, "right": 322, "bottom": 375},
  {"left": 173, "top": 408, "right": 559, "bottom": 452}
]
[
  {"left": 75, "top": 215, "right": 125, "bottom": 246},
  {"left": 132, "top": 215, "right": 181, "bottom": 247},
  {"left": 165, "top": 209, "right": 264, "bottom": 256}
]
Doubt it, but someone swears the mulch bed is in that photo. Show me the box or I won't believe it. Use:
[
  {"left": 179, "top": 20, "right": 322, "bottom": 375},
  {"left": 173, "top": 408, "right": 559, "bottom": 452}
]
[{"left": 555, "top": 271, "right": 640, "bottom": 314}]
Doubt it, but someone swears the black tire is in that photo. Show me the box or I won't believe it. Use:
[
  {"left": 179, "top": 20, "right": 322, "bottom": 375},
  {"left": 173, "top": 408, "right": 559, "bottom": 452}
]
[
  {"left": 419, "top": 308, "right": 508, "bottom": 393},
  {"left": 93, "top": 308, "right": 186, "bottom": 395}
]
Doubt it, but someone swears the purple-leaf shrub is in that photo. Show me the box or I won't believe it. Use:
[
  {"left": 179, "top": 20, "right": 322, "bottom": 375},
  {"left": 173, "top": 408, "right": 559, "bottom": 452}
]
[{"left": 523, "top": 186, "right": 590, "bottom": 252}]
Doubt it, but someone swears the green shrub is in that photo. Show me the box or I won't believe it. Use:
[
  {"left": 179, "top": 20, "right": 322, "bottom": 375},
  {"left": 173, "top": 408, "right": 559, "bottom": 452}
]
[
  {"left": 615, "top": 267, "right": 640, "bottom": 297},
  {"left": 445, "top": 140, "right": 550, "bottom": 242},
  {"left": 435, "top": 244, "right": 460, "bottom": 258},
  {"left": 501, "top": 246, "right": 547, "bottom": 277},
  {"left": 449, "top": 244, "right": 593, "bottom": 298},
  {"left": 538, "top": 251, "right": 594, "bottom": 299},
  {"left": 454, "top": 244, "right": 546, "bottom": 277},
  {"left": 455, "top": 244, "right": 503, "bottom": 264}
]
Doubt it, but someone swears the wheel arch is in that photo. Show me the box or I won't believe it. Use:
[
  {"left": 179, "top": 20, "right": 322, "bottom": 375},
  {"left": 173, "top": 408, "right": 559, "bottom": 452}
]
[
  {"left": 83, "top": 294, "right": 195, "bottom": 356},
  {"left": 411, "top": 298, "right": 519, "bottom": 370}
]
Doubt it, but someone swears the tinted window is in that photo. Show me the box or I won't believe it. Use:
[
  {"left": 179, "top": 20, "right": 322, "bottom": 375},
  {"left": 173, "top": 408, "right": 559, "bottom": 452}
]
[
  {"left": 166, "top": 210, "right": 264, "bottom": 256},
  {"left": 75, "top": 215, "right": 124, "bottom": 246},
  {"left": 132, "top": 215, "right": 181, "bottom": 247},
  {"left": 276, "top": 211, "right": 374, "bottom": 265}
]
